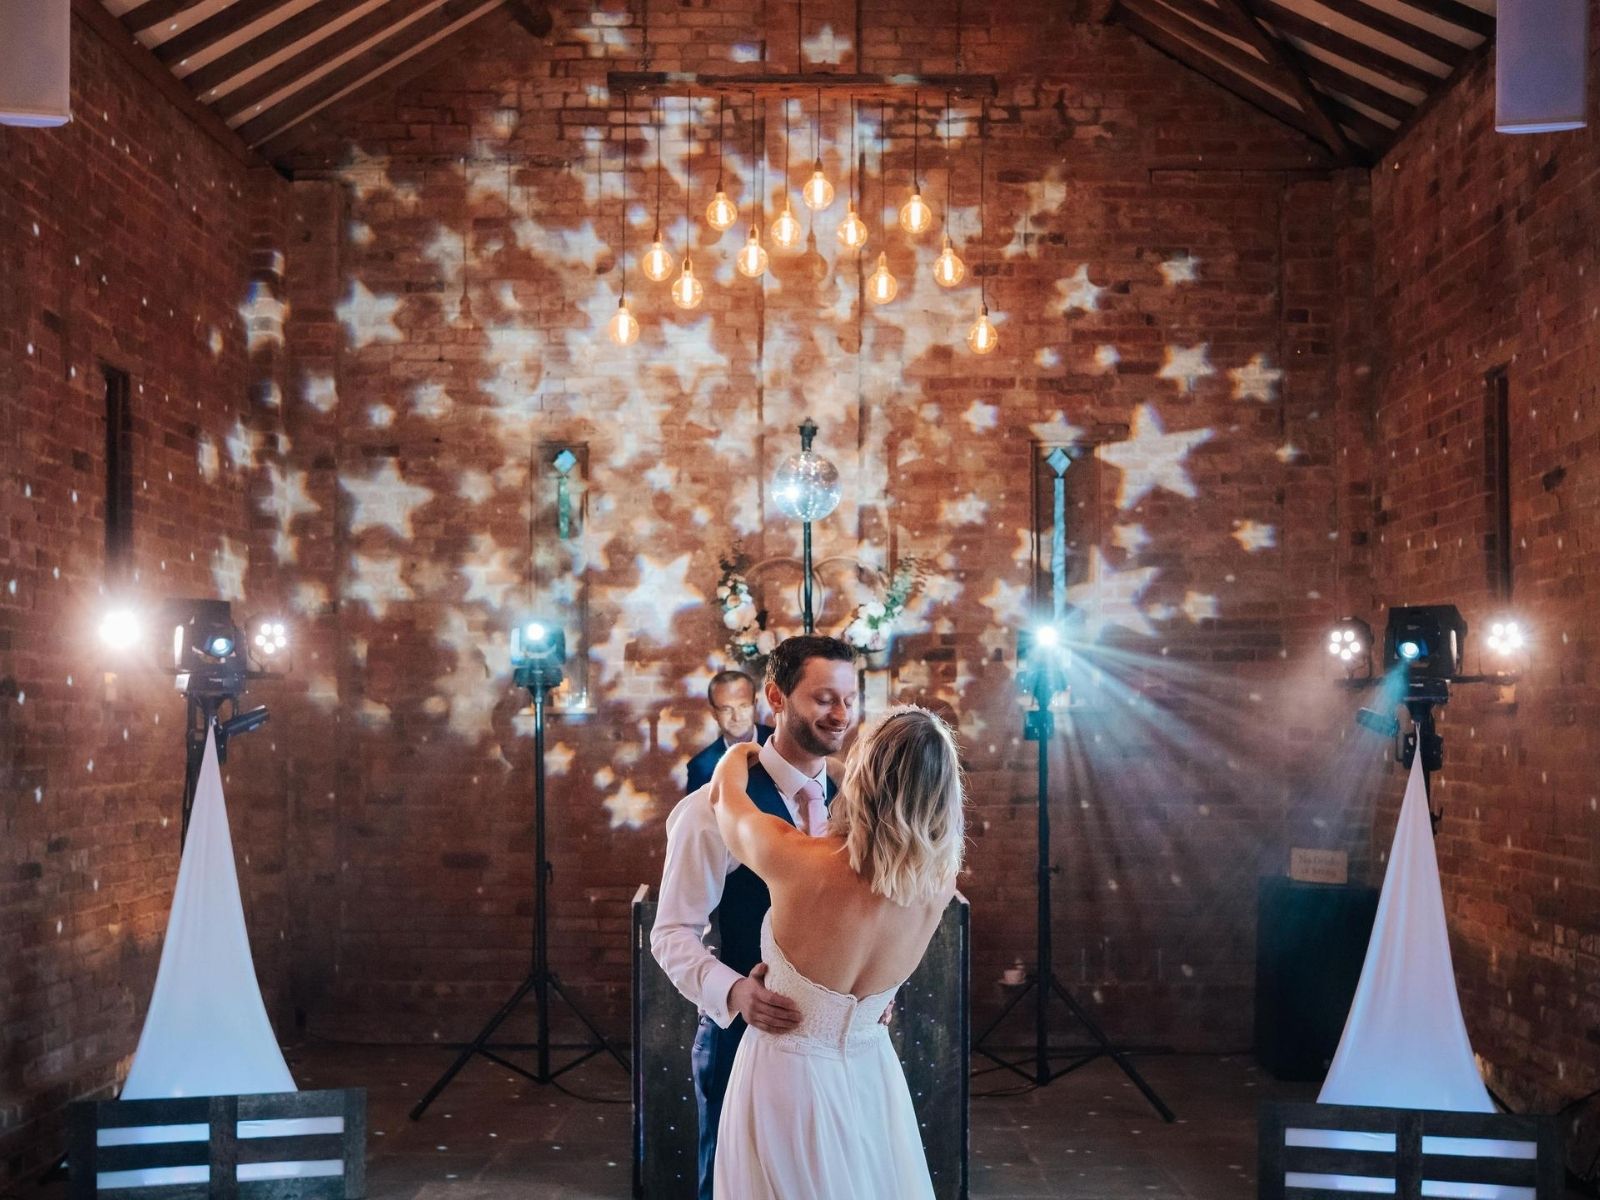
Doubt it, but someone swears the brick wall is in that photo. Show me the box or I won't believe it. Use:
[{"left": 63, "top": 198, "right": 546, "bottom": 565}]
[
  {"left": 1347, "top": 30, "right": 1600, "bottom": 1114},
  {"left": 275, "top": 0, "right": 1362, "bottom": 1051},
  {"left": 0, "top": 13, "right": 292, "bottom": 1181}
]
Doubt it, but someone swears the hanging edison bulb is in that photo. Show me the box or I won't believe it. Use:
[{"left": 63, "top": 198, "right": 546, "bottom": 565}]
[
  {"left": 607, "top": 297, "right": 639, "bottom": 346},
  {"left": 706, "top": 189, "right": 739, "bottom": 231},
  {"left": 671, "top": 257, "right": 704, "bottom": 309},
  {"left": 967, "top": 302, "right": 998, "bottom": 354},
  {"left": 867, "top": 252, "right": 898, "bottom": 304},
  {"left": 837, "top": 204, "right": 868, "bottom": 250},
  {"left": 771, "top": 203, "right": 803, "bottom": 251},
  {"left": 802, "top": 164, "right": 835, "bottom": 211},
  {"left": 736, "top": 227, "right": 769, "bottom": 278},
  {"left": 900, "top": 189, "right": 933, "bottom": 235},
  {"left": 641, "top": 236, "right": 674, "bottom": 283},
  {"left": 932, "top": 235, "right": 965, "bottom": 287}
]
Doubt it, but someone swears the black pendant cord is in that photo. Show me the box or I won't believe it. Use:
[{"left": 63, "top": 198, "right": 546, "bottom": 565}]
[
  {"left": 944, "top": 93, "right": 955, "bottom": 242},
  {"left": 652, "top": 94, "right": 664, "bottom": 242},
  {"left": 978, "top": 99, "right": 987, "bottom": 307},
  {"left": 848, "top": 96, "right": 857, "bottom": 211},
  {"left": 911, "top": 88, "right": 920, "bottom": 195},
  {"left": 715, "top": 95, "right": 726, "bottom": 194},
  {"left": 620, "top": 91, "right": 629, "bottom": 297},
  {"left": 813, "top": 85, "right": 822, "bottom": 169},
  {"left": 683, "top": 89, "right": 693, "bottom": 256}
]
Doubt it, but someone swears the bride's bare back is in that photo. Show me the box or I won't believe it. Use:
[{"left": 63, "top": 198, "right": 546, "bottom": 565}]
[{"left": 766, "top": 834, "right": 952, "bottom": 999}]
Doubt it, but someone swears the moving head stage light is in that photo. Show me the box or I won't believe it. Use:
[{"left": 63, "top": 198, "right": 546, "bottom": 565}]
[{"left": 1382, "top": 604, "right": 1467, "bottom": 704}]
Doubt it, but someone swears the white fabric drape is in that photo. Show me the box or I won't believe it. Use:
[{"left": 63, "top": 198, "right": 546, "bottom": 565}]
[
  {"left": 1288, "top": 753, "right": 1532, "bottom": 1199},
  {"left": 112, "top": 726, "right": 339, "bottom": 1188}
]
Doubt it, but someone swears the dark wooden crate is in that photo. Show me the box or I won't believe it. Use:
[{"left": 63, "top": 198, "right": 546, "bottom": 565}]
[
  {"left": 1259, "top": 1101, "right": 1563, "bottom": 1199},
  {"left": 631, "top": 887, "right": 969, "bottom": 1199},
  {"left": 68, "top": 1088, "right": 366, "bottom": 1199}
]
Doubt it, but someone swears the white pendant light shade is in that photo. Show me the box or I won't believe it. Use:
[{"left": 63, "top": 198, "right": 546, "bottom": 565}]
[{"left": 1496, "top": 0, "right": 1589, "bottom": 133}]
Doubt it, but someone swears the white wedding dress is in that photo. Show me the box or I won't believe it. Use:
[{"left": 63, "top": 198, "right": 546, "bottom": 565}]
[{"left": 713, "top": 912, "right": 936, "bottom": 1199}]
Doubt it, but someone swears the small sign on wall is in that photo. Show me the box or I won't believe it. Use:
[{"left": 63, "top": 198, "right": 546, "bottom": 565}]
[{"left": 1289, "top": 848, "right": 1349, "bottom": 885}]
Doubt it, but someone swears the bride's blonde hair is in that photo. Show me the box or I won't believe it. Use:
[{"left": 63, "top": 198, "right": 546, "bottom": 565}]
[{"left": 829, "top": 706, "right": 965, "bottom": 907}]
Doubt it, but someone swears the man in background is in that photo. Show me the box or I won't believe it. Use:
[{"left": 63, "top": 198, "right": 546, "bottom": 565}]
[{"left": 684, "top": 670, "right": 774, "bottom": 794}]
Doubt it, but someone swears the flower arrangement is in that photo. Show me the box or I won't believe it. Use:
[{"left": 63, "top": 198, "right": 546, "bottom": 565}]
[
  {"left": 717, "top": 544, "right": 776, "bottom": 667},
  {"left": 841, "top": 557, "right": 923, "bottom": 656}
]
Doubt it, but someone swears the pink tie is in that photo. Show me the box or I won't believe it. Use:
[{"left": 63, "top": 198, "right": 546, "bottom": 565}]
[{"left": 797, "top": 779, "right": 827, "bottom": 837}]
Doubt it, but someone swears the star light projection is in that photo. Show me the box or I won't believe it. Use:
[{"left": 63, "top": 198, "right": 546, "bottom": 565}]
[
  {"left": 286, "top": 112, "right": 1296, "bottom": 838},
  {"left": 1099, "top": 405, "right": 1213, "bottom": 509}
]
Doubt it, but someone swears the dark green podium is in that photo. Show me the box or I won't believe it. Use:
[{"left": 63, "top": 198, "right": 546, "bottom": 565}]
[{"left": 631, "top": 886, "right": 969, "bottom": 1198}]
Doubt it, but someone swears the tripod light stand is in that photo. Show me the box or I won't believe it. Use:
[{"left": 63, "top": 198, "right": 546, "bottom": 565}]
[
  {"left": 972, "top": 625, "right": 1174, "bottom": 1121},
  {"left": 411, "top": 621, "right": 627, "bottom": 1120}
]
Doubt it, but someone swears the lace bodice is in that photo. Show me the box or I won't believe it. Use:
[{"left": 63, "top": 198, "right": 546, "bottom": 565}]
[{"left": 758, "top": 912, "right": 900, "bottom": 1056}]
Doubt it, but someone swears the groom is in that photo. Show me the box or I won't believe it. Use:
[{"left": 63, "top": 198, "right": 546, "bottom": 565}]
[{"left": 651, "top": 635, "right": 859, "bottom": 1200}]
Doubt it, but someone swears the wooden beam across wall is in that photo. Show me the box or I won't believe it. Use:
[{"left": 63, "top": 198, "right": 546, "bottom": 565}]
[
  {"left": 1296, "top": 51, "right": 1413, "bottom": 122},
  {"left": 607, "top": 72, "right": 1000, "bottom": 100}
]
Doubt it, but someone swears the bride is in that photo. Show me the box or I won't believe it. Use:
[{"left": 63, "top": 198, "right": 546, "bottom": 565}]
[{"left": 707, "top": 706, "right": 966, "bottom": 1199}]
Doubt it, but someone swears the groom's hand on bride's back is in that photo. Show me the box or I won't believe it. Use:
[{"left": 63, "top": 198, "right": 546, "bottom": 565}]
[{"left": 729, "top": 963, "right": 802, "bottom": 1034}]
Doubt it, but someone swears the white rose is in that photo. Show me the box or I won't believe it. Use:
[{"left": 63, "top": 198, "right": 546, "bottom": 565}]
[
  {"left": 723, "top": 608, "right": 745, "bottom": 630},
  {"left": 717, "top": 584, "right": 730, "bottom": 599},
  {"left": 865, "top": 600, "right": 887, "bottom": 619},
  {"left": 732, "top": 601, "right": 757, "bottom": 626},
  {"left": 755, "top": 630, "right": 777, "bottom": 654}
]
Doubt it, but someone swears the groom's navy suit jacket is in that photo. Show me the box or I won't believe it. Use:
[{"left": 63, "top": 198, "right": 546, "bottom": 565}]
[{"left": 690, "top": 760, "right": 835, "bottom": 1199}]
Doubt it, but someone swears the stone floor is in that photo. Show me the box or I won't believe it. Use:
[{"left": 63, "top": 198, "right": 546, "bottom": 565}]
[{"left": 292, "top": 1042, "right": 1312, "bottom": 1199}]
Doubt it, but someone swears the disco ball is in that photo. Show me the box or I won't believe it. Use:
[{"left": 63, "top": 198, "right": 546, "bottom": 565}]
[{"left": 771, "top": 451, "right": 842, "bottom": 522}]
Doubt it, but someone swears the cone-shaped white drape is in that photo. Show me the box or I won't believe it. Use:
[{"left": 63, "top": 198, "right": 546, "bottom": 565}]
[
  {"left": 122, "top": 725, "right": 295, "bottom": 1099},
  {"left": 1288, "top": 757, "right": 1530, "bottom": 1200},
  {"left": 1318, "top": 752, "right": 1493, "bottom": 1112},
  {"left": 107, "top": 728, "right": 340, "bottom": 1190}
]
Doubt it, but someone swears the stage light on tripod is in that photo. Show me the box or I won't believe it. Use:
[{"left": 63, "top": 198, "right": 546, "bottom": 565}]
[
  {"left": 205, "top": 632, "right": 236, "bottom": 657},
  {"left": 1325, "top": 617, "right": 1372, "bottom": 675},
  {"left": 98, "top": 607, "right": 141, "bottom": 651},
  {"left": 511, "top": 618, "right": 567, "bottom": 692},
  {"left": 219, "top": 705, "right": 269, "bottom": 741}
]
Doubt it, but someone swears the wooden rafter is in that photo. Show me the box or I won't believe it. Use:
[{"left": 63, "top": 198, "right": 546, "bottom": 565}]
[
  {"left": 121, "top": 0, "right": 202, "bottom": 34},
  {"left": 1317, "top": 91, "right": 1395, "bottom": 145},
  {"left": 1311, "top": 0, "right": 1472, "bottom": 69},
  {"left": 1207, "top": 0, "right": 1357, "bottom": 160},
  {"left": 1246, "top": 0, "right": 1443, "bottom": 93},
  {"left": 182, "top": 0, "right": 372, "bottom": 99},
  {"left": 1296, "top": 51, "right": 1413, "bottom": 122},
  {"left": 234, "top": 0, "right": 505, "bottom": 147},
  {"left": 216, "top": 0, "right": 448, "bottom": 123},
  {"left": 1382, "top": 0, "right": 1493, "bottom": 39},
  {"left": 1113, "top": 0, "right": 1334, "bottom": 152},
  {"left": 154, "top": 0, "right": 304, "bottom": 66}
]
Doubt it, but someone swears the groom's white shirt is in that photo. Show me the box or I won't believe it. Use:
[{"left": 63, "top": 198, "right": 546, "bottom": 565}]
[{"left": 651, "top": 738, "right": 827, "bottom": 1028}]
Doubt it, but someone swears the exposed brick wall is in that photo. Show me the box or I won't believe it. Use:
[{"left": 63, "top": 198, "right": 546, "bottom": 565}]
[
  {"left": 1347, "top": 28, "right": 1600, "bottom": 1114},
  {"left": 0, "top": 13, "right": 293, "bottom": 1181},
  {"left": 275, "top": 0, "right": 1361, "bottom": 1051}
]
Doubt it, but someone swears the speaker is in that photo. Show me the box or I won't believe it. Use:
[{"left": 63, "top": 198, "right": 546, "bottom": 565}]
[
  {"left": 0, "top": 0, "right": 72, "bottom": 128},
  {"left": 1255, "top": 875, "right": 1378, "bottom": 1082}
]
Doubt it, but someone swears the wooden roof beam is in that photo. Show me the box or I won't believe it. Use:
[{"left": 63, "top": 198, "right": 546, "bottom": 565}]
[
  {"left": 154, "top": 0, "right": 306, "bottom": 66},
  {"left": 183, "top": 0, "right": 371, "bottom": 100},
  {"left": 1311, "top": 0, "right": 1474, "bottom": 68},
  {"left": 1245, "top": 0, "right": 1444, "bottom": 93},
  {"left": 235, "top": 0, "right": 505, "bottom": 148},
  {"left": 121, "top": 0, "right": 205, "bottom": 35},
  {"left": 1113, "top": 0, "right": 1335, "bottom": 154},
  {"left": 215, "top": 0, "right": 446, "bottom": 122},
  {"left": 607, "top": 72, "right": 999, "bottom": 99},
  {"left": 1207, "top": 0, "right": 1358, "bottom": 160}
]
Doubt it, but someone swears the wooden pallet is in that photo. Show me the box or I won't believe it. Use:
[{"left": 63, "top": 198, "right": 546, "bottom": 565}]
[
  {"left": 67, "top": 1088, "right": 366, "bottom": 1199},
  {"left": 1259, "top": 1101, "right": 1563, "bottom": 1199}
]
